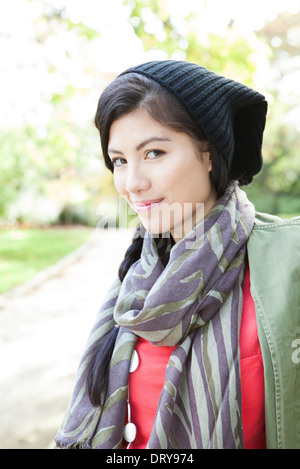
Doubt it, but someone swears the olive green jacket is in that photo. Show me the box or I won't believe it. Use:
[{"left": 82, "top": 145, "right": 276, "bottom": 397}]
[{"left": 247, "top": 212, "right": 300, "bottom": 449}]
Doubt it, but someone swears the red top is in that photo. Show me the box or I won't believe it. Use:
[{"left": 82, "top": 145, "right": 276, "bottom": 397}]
[
  {"left": 239, "top": 264, "right": 266, "bottom": 448},
  {"left": 123, "top": 265, "right": 266, "bottom": 449}
]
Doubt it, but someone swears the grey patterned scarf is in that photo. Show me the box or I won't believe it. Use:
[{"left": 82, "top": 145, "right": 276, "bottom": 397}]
[{"left": 55, "top": 182, "right": 255, "bottom": 449}]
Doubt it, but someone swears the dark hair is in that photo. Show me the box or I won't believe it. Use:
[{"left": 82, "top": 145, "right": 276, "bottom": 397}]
[{"left": 87, "top": 73, "right": 229, "bottom": 406}]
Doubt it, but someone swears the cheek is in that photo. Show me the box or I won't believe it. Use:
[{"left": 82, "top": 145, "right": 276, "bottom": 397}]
[
  {"left": 113, "top": 173, "right": 126, "bottom": 195},
  {"left": 161, "top": 164, "right": 195, "bottom": 196},
  {"left": 167, "top": 161, "right": 212, "bottom": 202},
  {"left": 157, "top": 164, "right": 182, "bottom": 191}
]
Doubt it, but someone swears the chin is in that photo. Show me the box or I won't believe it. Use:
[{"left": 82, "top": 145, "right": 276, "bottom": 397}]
[{"left": 139, "top": 220, "right": 170, "bottom": 238}]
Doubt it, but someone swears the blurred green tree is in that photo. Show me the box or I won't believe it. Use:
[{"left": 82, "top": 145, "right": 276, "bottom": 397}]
[
  {"left": 244, "top": 11, "right": 300, "bottom": 215},
  {"left": 1, "top": 0, "right": 299, "bottom": 226},
  {"left": 0, "top": 1, "right": 105, "bottom": 225},
  {"left": 125, "top": 0, "right": 257, "bottom": 84}
]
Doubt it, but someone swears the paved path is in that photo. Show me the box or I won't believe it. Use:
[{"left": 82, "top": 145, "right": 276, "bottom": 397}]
[{"left": 0, "top": 229, "right": 133, "bottom": 449}]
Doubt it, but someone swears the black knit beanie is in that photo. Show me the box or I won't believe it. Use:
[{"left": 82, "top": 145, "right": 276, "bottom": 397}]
[{"left": 120, "top": 60, "right": 268, "bottom": 184}]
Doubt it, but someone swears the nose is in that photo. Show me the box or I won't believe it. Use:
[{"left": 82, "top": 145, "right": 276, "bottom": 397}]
[{"left": 125, "top": 163, "right": 151, "bottom": 194}]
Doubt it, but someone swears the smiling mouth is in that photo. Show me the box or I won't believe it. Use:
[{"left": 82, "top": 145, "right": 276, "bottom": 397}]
[{"left": 132, "top": 199, "right": 164, "bottom": 212}]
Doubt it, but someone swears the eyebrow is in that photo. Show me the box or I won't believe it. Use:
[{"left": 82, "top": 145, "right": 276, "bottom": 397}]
[{"left": 108, "top": 136, "right": 171, "bottom": 155}]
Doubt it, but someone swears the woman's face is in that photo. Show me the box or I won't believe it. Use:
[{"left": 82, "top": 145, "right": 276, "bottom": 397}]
[{"left": 108, "top": 108, "right": 217, "bottom": 242}]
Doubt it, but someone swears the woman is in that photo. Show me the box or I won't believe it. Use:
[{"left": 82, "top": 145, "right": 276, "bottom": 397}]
[{"left": 55, "top": 60, "right": 300, "bottom": 449}]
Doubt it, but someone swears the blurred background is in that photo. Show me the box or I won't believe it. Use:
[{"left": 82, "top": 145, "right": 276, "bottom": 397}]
[
  {"left": 0, "top": 0, "right": 300, "bottom": 449},
  {"left": 1, "top": 0, "right": 300, "bottom": 232}
]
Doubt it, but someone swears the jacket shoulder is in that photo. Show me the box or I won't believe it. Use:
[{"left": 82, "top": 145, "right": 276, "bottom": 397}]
[{"left": 253, "top": 211, "right": 300, "bottom": 229}]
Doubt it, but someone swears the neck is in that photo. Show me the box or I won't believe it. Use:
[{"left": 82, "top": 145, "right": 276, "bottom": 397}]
[{"left": 171, "top": 195, "right": 217, "bottom": 244}]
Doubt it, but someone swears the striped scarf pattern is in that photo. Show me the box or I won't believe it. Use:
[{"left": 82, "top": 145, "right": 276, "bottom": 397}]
[{"left": 55, "top": 182, "right": 255, "bottom": 449}]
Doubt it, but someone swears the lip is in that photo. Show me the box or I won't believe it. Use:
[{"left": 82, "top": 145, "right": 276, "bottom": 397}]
[{"left": 131, "top": 198, "right": 164, "bottom": 212}]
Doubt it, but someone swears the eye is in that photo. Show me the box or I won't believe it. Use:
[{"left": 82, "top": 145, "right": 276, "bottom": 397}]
[
  {"left": 146, "top": 150, "right": 164, "bottom": 160},
  {"left": 111, "top": 157, "right": 127, "bottom": 167}
]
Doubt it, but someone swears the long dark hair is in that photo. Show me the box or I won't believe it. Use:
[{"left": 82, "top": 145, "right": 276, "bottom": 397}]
[{"left": 86, "top": 73, "right": 230, "bottom": 406}]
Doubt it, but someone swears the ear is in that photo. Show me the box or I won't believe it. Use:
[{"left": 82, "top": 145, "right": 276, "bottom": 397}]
[{"left": 202, "top": 151, "right": 212, "bottom": 172}]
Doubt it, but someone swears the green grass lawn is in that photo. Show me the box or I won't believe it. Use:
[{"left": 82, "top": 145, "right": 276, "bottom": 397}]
[{"left": 0, "top": 227, "right": 93, "bottom": 294}]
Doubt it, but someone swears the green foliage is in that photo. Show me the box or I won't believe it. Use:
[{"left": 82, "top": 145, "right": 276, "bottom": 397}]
[
  {"left": 184, "top": 33, "right": 256, "bottom": 85},
  {"left": 41, "top": 3, "right": 101, "bottom": 41},
  {"left": 124, "top": 0, "right": 256, "bottom": 83},
  {"left": 58, "top": 201, "right": 99, "bottom": 227},
  {"left": 65, "top": 18, "right": 101, "bottom": 41},
  {"left": 243, "top": 11, "right": 300, "bottom": 216},
  {"left": 0, "top": 127, "right": 40, "bottom": 218},
  {"left": 0, "top": 99, "right": 102, "bottom": 223},
  {"left": 125, "top": 0, "right": 182, "bottom": 54},
  {"left": 244, "top": 101, "right": 300, "bottom": 216}
]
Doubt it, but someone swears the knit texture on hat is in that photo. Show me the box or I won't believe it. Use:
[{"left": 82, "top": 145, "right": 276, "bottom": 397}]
[{"left": 120, "top": 60, "right": 268, "bottom": 184}]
